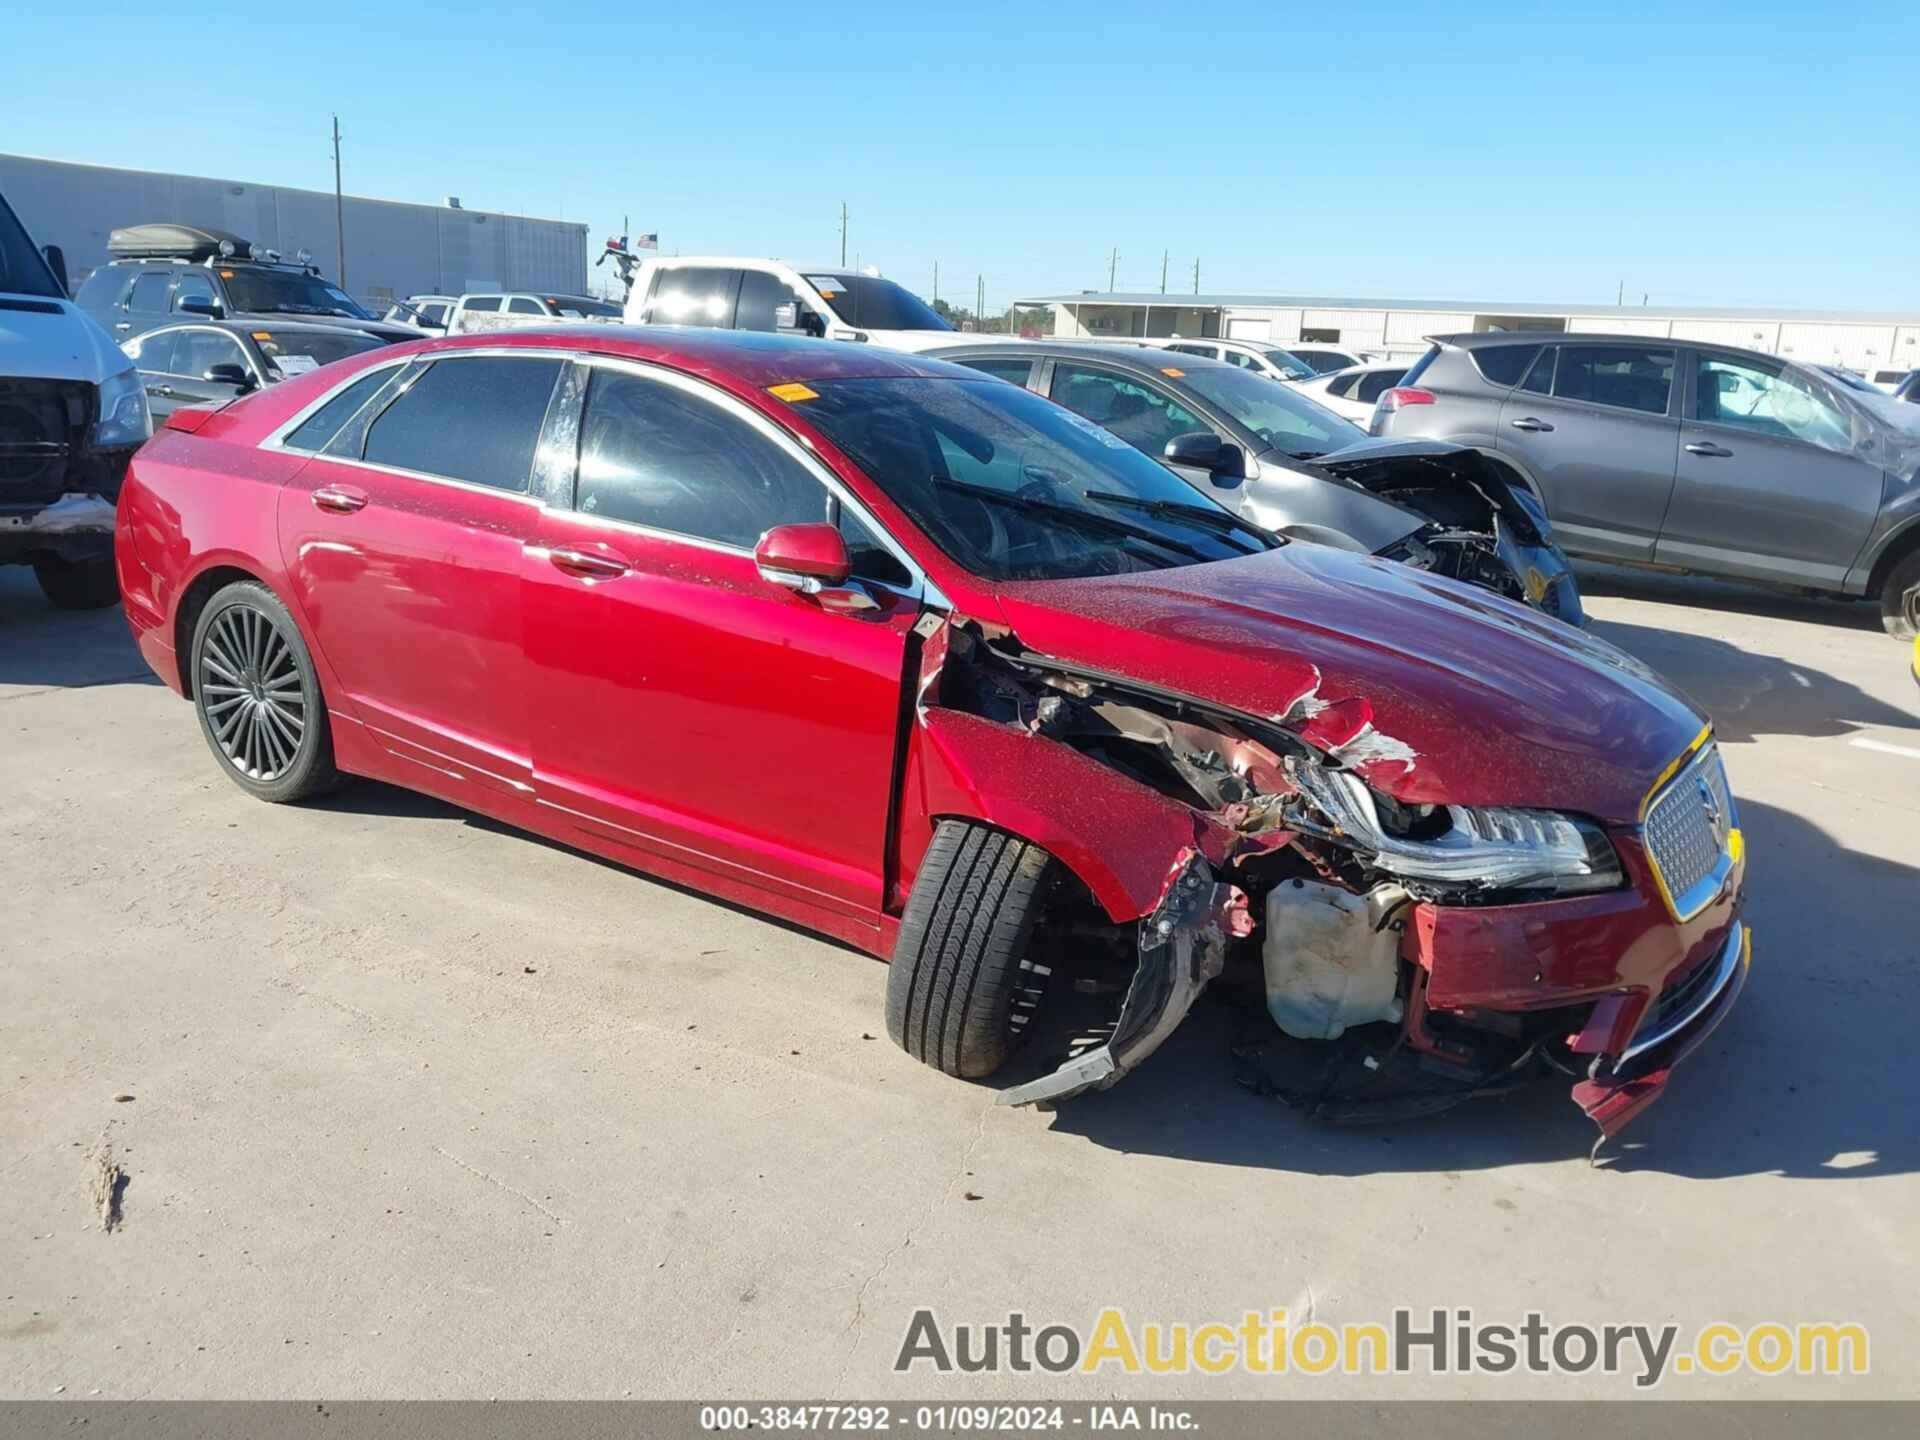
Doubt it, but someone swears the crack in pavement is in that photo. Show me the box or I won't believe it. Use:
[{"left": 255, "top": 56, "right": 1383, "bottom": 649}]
[
  {"left": 431, "top": 1144, "right": 568, "bottom": 1226},
  {"left": 833, "top": 1102, "right": 992, "bottom": 1389}
]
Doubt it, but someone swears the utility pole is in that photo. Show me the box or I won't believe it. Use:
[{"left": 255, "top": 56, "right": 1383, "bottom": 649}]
[
  {"left": 933, "top": 259, "right": 939, "bottom": 309},
  {"left": 1108, "top": 246, "right": 1119, "bottom": 291},
  {"left": 1160, "top": 250, "right": 1168, "bottom": 295},
  {"left": 976, "top": 274, "right": 985, "bottom": 331},
  {"left": 331, "top": 114, "right": 346, "bottom": 290},
  {"left": 1192, "top": 257, "right": 1200, "bottom": 295},
  {"left": 839, "top": 202, "right": 848, "bottom": 266},
  {"left": 1617, "top": 279, "right": 1624, "bottom": 306}
]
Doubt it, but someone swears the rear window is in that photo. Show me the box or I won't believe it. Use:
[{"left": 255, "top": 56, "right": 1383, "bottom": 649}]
[
  {"left": 1471, "top": 344, "right": 1540, "bottom": 387},
  {"left": 1354, "top": 368, "right": 1408, "bottom": 404},
  {"left": 955, "top": 357, "right": 1036, "bottom": 385},
  {"left": 803, "top": 274, "right": 950, "bottom": 332},
  {"left": 362, "top": 356, "right": 562, "bottom": 491},
  {"left": 1554, "top": 345, "right": 1674, "bottom": 415},
  {"left": 1397, "top": 345, "right": 1440, "bottom": 390}
]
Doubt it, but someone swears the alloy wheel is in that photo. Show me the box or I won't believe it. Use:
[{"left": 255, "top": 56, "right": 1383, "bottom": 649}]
[{"left": 198, "top": 605, "right": 308, "bottom": 782}]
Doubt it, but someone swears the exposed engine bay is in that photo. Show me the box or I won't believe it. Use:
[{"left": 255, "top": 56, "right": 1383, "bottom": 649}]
[{"left": 923, "top": 620, "right": 1635, "bottom": 1135}]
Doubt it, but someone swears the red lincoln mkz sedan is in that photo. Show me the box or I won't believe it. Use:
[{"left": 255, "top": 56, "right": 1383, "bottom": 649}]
[{"left": 115, "top": 328, "right": 1748, "bottom": 1145}]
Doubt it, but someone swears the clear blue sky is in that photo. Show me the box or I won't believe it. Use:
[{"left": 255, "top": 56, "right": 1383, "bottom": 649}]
[{"left": 7, "top": 1, "right": 1915, "bottom": 313}]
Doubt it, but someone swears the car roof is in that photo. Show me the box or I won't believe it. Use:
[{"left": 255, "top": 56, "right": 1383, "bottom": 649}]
[
  {"left": 409, "top": 325, "right": 981, "bottom": 385},
  {"left": 140, "top": 317, "right": 379, "bottom": 339},
  {"left": 938, "top": 340, "right": 1237, "bottom": 374}
]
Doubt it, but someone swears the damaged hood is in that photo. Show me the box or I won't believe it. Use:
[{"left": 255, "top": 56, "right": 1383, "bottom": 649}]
[{"left": 987, "top": 542, "right": 1701, "bottom": 822}]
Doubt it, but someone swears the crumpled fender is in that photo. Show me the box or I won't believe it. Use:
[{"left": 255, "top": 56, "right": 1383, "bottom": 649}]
[{"left": 912, "top": 705, "right": 1232, "bottom": 922}]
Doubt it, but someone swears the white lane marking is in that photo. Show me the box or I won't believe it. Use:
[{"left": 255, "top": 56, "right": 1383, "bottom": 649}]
[{"left": 1850, "top": 737, "right": 1920, "bottom": 761}]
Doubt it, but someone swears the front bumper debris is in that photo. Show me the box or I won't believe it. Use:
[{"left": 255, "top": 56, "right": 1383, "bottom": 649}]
[
  {"left": 0, "top": 492, "right": 118, "bottom": 564},
  {"left": 998, "top": 851, "right": 1249, "bottom": 1107},
  {"left": 1573, "top": 921, "right": 1750, "bottom": 1144}
]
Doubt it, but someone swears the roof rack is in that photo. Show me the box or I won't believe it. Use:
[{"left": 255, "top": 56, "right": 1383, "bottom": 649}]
[{"left": 107, "top": 223, "right": 261, "bottom": 262}]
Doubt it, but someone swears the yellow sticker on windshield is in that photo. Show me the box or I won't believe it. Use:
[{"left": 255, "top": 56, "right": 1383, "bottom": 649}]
[
  {"left": 1160, "top": 366, "right": 1186, "bottom": 377},
  {"left": 219, "top": 270, "right": 236, "bottom": 278},
  {"left": 768, "top": 382, "right": 819, "bottom": 403},
  {"left": 251, "top": 331, "right": 273, "bottom": 341}
]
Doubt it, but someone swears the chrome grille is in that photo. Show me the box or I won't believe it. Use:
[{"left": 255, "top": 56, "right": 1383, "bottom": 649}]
[{"left": 1643, "top": 743, "right": 1735, "bottom": 919}]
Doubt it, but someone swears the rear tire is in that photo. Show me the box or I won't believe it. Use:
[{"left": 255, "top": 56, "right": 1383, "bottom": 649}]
[
  {"left": 190, "top": 581, "right": 339, "bottom": 803},
  {"left": 886, "top": 821, "right": 1062, "bottom": 1080},
  {"left": 33, "top": 554, "right": 119, "bottom": 610},
  {"left": 1880, "top": 550, "right": 1920, "bottom": 640}
]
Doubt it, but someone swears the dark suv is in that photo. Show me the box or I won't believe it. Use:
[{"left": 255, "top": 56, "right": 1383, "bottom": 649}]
[
  {"left": 1374, "top": 332, "right": 1920, "bottom": 635},
  {"left": 75, "top": 224, "right": 417, "bottom": 346}
]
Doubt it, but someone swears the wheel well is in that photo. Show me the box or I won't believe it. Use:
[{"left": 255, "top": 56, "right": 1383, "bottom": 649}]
[
  {"left": 1866, "top": 524, "right": 1920, "bottom": 600},
  {"left": 173, "top": 565, "right": 261, "bottom": 699}
]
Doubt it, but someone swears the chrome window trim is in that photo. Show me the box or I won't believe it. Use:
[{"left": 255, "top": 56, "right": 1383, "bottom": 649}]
[
  {"left": 135, "top": 322, "right": 264, "bottom": 386},
  {"left": 257, "top": 342, "right": 939, "bottom": 602},
  {"left": 570, "top": 354, "right": 931, "bottom": 597},
  {"left": 259, "top": 352, "right": 420, "bottom": 450}
]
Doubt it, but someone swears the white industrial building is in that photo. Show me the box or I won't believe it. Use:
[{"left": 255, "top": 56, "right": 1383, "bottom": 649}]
[
  {"left": 1, "top": 152, "right": 589, "bottom": 311},
  {"left": 1028, "top": 291, "right": 1920, "bottom": 379}
]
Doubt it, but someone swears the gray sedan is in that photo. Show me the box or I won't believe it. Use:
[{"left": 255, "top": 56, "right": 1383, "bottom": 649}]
[
  {"left": 120, "top": 320, "right": 395, "bottom": 420},
  {"left": 937, "top": 341, "right": 1584, "bottom": 623},
  {"left": 1373, "top": 332, "right": 1920, "bottom": 636}
]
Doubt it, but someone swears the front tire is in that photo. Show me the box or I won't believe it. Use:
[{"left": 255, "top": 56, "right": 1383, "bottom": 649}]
[
  {"left": 33, "top": 554, "right": 120, "bottom": 610},
  {"left": 886, "top": 820, "right": 1062, "bottom": 1080},
  {"left": 1880, "top": 550, "right": 1920, "bottom": 640},
  {"left": 190, "top": 582, "right": 339, "bottom": 803}
]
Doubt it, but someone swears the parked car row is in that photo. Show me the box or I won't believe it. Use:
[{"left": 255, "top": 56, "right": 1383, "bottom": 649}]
[
  {"left": 114, "top": 325, "right": 1748, "bottom": 1147},
  {"left": 1372, "top": 333, "right": 1920, "bottom": 635}
]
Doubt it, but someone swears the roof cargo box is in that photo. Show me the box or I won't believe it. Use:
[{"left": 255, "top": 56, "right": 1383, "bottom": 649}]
[{"left": 106, "top": 223, "right": 254, "bottom": 261}]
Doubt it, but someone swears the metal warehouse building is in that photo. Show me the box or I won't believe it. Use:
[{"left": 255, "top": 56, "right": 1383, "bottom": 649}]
[
  {"left": 1029, "top": 292, "right": 1920, "bottom": 380},
  {"left": 1, "top": 152, "right": 588, "bottom": 311}
]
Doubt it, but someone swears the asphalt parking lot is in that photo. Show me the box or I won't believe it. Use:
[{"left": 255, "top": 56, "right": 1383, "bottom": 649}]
[{"left": 2, "top": 562, "right": 1916, "bottom": 1400}]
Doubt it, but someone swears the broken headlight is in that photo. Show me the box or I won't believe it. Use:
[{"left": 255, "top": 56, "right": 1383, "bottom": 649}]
[
  {"left": 92, "top": 366, "right": 153, "bottom": 449},
  {"left": 1291, "top": 763, "right": 1621, "bottom": 896}
]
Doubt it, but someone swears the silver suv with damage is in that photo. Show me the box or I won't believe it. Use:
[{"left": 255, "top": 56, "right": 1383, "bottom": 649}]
[{"left": 1373, "top": 332, "right": 1920, "bottom": 636}]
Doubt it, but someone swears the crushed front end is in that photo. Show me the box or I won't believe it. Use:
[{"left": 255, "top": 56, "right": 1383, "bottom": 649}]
[
  {"left": 0, "top": 373, "right": 145, "bottom": 572},
  {"left": 918, "top": 621, "right": 1745, "bottom": 1146}
]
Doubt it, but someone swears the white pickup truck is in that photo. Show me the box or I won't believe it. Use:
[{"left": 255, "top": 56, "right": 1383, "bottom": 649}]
[
  {"left": 621, "top": 256, "right": 964, "bottom": 352},
  {"left": 0, "top": 190, "right": 152, "bottom": 608}
]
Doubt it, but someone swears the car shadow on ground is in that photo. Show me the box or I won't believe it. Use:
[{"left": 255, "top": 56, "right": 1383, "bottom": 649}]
[
  {"left": 0, "top": 574, "right": 159, "bottom": 692},
  {"left": 1574, "top": 561, "right": 1886, "bottom": 632},
  {"left": 1588, "top": 617, "right": 1918, "bottom": 744},
  {"left": 1038, "top": 794, "right": 1920, "bottom": 1179}
]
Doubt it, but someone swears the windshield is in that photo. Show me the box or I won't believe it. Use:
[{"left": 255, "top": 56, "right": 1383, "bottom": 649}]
[
  {"left": 1177, "top": 364, "right": 1366, "bottom": 459},
  {"left": 1261, "top": 348, "right": 1316, "bottom": 380},
  {"left": 220, "top": 267, "right": 373, "bottom": 319},
  {"left": 794, "top": 377, "right": 1277, "bottom": 582},
  {"left": 253, "top": 327, "right": 390, "bottom": 376},
  {"left": 548, "top": 296, "right": 620, "bottom": 318},
  {"left": 803, "top": 274, "right": 953, "bottom": 332},
  {"left": 0, "top": 195, "right": 63, "bottom": 298}
]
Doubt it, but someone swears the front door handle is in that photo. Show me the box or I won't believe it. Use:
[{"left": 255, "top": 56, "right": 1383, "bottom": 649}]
[
  {"left": 311, "top": 484, "right": 369, "bottom": 514},
  {"left": 1684, "top": 441, "right": 1734, "bottom": 458},
  {"left": 549, "top": 545, "right": 630, "bottom": 580},
  {"left": 1509, "top": 416, "right": 1554, "bottom": 432}
]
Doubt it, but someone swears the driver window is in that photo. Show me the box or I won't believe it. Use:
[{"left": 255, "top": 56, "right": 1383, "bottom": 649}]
[
  {"left": 172, "top": 273, "right": 220, "bottom": 313},
  {"left": 575, "top": 367, "right": 829, "bottom": 548},
  {"left": 1695, "top": 356, "right": 1852, "bottom": 453},
  {"left": 1048, "top": 363, "right": 1209, "bottom": 459}
]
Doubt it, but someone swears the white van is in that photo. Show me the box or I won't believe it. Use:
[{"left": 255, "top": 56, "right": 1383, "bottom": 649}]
[
  {"left": 0, "top": 191, "right": 152, "bottom": 608},
  {"left": 622, "top": 256, "right": 963, "bottom": 352}
]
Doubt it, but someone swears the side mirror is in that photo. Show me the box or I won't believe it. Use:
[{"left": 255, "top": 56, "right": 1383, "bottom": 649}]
[
  {"left": 1163, "top": 430, "right": 1245, "bottom": 480},
  {"left": 41, "top": 244, "right": 69, "bottom": 296},
  {"left": 178, "top": 296, "right": 221, "bottom": 318},
  {"left": 204, "top": 362, "right": 256, "bottom": 391},
  {"left": 755, "top": 522, "right": 852, "bottom": 589}
]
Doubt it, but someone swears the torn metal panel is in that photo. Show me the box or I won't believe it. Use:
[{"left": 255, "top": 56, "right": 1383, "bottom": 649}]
[
  {"left": 998, "top": 850, "right": 1249, "bottom": 1108},
  {"left": 2, "top": 491, "right": 116, "bottom": 535}
]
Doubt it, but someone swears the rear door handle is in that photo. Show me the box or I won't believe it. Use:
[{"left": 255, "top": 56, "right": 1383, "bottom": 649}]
[
  {"left": 1509, "top": 417, "right": 1554, "bottom": 432},
  {"left": 311, "top": 484, "right": 369, "bottom": 514},
  {"left": 548, "top": 545, "right": 630, "bottom": 580},
  {"left": 1684, "top": 441, "right": 1734, "bottom": 458}
]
